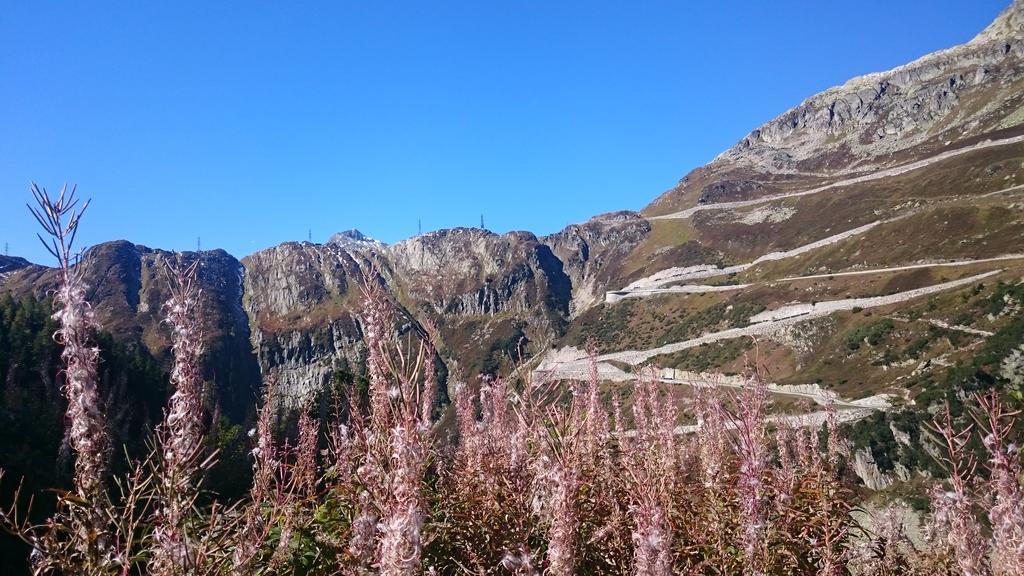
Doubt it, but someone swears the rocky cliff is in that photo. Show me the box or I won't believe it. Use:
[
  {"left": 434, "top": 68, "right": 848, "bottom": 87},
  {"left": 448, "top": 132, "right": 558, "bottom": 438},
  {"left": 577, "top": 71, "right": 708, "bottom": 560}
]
[
  {"left": 241, "top": 226, "right": 578, "bottom": 404},
  {"left": 0, "top": 242, "right": 260, "bottom": 419},
  {"left": 647, "top": 0, "right": 1024, "bottom": 215},
  {"left": 541, "top": 211, "right": 651, "bottom": 316}
]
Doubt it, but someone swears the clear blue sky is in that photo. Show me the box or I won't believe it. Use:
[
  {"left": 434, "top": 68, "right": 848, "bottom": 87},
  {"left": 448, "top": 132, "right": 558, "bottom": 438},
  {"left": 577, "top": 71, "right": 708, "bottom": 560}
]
[{"left": 0, "top": 1, "right": 1011, "bottom": 263}]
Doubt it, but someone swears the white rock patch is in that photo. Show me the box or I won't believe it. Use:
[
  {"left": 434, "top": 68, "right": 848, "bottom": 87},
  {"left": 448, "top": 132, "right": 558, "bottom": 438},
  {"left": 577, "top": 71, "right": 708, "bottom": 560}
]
[{"left": 734, "top": 205, "right": 797, "bottom": 225}]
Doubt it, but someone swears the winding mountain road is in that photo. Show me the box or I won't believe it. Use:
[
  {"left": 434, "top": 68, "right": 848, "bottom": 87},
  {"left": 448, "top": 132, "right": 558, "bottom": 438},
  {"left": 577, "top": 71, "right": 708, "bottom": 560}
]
[
  {"left": 661, "top": 407, "right": 878, "bottom": 436},
  {"left": 561, "top": 270, "right": 1002, "bottom": 372},
  {"left": 565, "top": 137, "right": 1024, "bottom": 429},
  {"left": 649, "top": 134, "right": 1024, "bottom": 221},
  {"left": 773, "top": 254, "right": 1024, "bottom": 283},
  {"left": 607, "top": 219, "right": 895, "bottom": 301}
]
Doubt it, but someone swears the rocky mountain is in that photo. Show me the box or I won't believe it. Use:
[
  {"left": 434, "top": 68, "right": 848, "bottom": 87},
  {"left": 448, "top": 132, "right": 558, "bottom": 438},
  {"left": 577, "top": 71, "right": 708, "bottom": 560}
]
[
  {"left": 0, "top": 242, "right": 260, "bottom": 420},
  {"left": 0, "top": 256, "right": 31, "bottom": 275},
  {"left": 3, "top": 2, "right": 1024, "bottom": 456},
  {"left": 541, "top": 211, "right": 651, "bottom": 316},
  {"left": 241, "top": 226, "right": 575, "bottom": 404},
  {"left": 649, "top": 0, "right": 1024, "bottom": 215}
]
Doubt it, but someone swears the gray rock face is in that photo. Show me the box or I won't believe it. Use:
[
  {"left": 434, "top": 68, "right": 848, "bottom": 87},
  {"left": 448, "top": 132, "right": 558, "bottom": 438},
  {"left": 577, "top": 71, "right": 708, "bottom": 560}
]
[
  {"left": 1001, "top": 344, "right": 1024, "bottom": 389},
  {"left": 720, "top": 0, "right": 1024, "bottom": 172},
  {"left": 853, "top": 447, "right": 894, "bottom": 491},
  {"left": 249, "top": 313, "right": 366, "bottom": 407},
  {"left": 974, "top": 0, "right": 1024, "bottom": 45},
  {"left": 241, "top": 228, "right": 576, "bottom": 404},
  {"left": 387, "top": 228, "right": 570, "bottom": 319},
  {"left": 240, "top": 241, "right": 376, "bottom": 405},
  {"left": 646, "top": 0, "right": 1024, "bottom": 216},
  {"left": 242, "top": 241, "right": 372, "bottom": 319},
  {"left": 541, "top": 211, "right": 650, "bottom": 316}
]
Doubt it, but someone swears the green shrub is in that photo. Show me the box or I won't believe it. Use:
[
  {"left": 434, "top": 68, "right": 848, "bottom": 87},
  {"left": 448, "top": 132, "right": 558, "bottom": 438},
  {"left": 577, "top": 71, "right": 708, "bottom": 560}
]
[{"left": 844, "top": 318, "right": 895, "bottom": 351}]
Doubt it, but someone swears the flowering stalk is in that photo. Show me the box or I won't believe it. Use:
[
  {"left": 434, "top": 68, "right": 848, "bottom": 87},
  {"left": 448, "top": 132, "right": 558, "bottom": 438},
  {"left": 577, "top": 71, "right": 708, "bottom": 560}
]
[
  {"left": 773, "top": 424, "right": 796, "bottom": 510},
  {"left": 454, "top": 379, "right": 481, "bottom": 475},
  {"left": 581, "top": 352, "right": 610, "bottom": 464},
  {"left": 358, "top": 280, "right": 433, "bottom": 574},
  {"left": 811, "top": 401, "right": 850, "bottom": 576},
  {"left": 624, "top": 372, "right": 675, "bottom": 576},
  {"left": 974, "top": 391, "right": 1024, "bottom": 576},
  {"left": 231, "top": 380, "right": 280, "bottom": 574},
  {"left": 729, "top": 372, "right": 768, "bottom": 575},
  {"left": 150, "top": 258, "right": 207, "bottom": 575},
  {"left": 28, "top": 183, "right": 113, "bottom": 566},
  {"left": 693, "top": 380, "right": 731, "bottom": 565},
  {"left": 927, "top": 404, "right": 991, "bottom": 576},
  {"left": 294, "top": 406, "right": 320, "bottom": 497},
  {"left": 630, "top": 491, "right": 672, "bottom": 576},
  {"left": 540, "top": 417, "right": 581, "bottom": 576},
  {"left": 376, "top": 420, "right": 426, "bottom": 575}
]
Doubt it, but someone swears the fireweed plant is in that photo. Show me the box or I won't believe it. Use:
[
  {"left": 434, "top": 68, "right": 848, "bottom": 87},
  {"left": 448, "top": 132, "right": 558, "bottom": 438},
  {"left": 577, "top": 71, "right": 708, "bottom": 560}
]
[{"left": 1, "top": 185, "right": 1023, "bottom": 575}]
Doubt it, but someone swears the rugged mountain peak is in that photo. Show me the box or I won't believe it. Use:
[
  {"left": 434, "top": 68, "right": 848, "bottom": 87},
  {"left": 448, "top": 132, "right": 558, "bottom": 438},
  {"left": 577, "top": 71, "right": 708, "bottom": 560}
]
[
  {"left": 972, "top": 0, "right": 1024, "bottom": 44},
  {"left": 647, "top": 0, "right": 1024, "bottom": 215},
  {"left": 327, "top": 229, "right": 385, "bottom": 250},
  {"left": 409, "top": 226, "right": 496, "bottom": 241},
  {"left": 240, "top": 222, "right": 574, "bottom": 403},
  {"left": 721, "top": 0, "right": 1024, "bottom": 169},
  {"left": 581, "top": 210, "right": 644, "bottom": 225},
  {"left": 0, "top": 255, "right": 32, "bottom": 275},
  {"left": 388, "top": 227, "right": 531, "bottom": 279}
]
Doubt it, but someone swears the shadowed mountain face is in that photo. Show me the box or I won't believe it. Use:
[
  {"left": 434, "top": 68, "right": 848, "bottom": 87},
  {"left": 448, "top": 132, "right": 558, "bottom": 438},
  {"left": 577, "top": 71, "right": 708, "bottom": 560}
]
[
  {"left": 0, "top": 256, "right": 31, "bottom": 275},
  {"left": 2, "top": 1, "right": 1024, "bottom": 424},
  {"left": 0, "top": 242, "right": 261, "bottom": 420}
]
